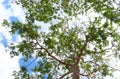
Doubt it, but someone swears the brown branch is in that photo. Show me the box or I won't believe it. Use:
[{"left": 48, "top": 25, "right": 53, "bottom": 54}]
[
  {"left": 79, "top": 73, "right": 89, "bottom": 76},
  {"left": 78, "top": 70, "right": 97, "bottom": 79},
  {"left": 35, "top": 40, "right": 72, "bottom": 67},
  {"left": 76, "top": 35, "right": 89, "bottom": 64},
  {"left": 35, "top": 46, "right": 72, "bottom": 67},
  {"left": 59, "top": 71, "right": 72, "bottom": 79}
]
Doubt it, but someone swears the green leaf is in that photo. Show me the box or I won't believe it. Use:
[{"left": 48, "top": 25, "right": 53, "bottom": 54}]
[{"left": 4, "top": 0, "right": 120, "bottom": 78}]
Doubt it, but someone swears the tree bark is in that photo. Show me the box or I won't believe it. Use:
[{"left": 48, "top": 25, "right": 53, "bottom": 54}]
[{"left": 72, "top": 64, "right": 80, "bottom": 79}]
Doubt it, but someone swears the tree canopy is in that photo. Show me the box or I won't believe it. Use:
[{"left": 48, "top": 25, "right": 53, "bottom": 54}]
[{"left": 3, "top": 0, "right": 120, "bottom": 79}]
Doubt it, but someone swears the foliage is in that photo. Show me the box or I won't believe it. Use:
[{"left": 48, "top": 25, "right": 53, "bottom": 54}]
[{"left": 3, "top": 0, "right": 120, "bottom": 79}]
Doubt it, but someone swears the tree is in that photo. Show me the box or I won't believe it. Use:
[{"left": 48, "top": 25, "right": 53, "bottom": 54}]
[{"left": 3, "top": 0, "right": 120, "bottom": 79}]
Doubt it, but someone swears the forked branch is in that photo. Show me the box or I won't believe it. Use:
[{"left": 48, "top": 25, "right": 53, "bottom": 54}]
[{"left": 35, "top": 40, "right": 72, "bottom": 67}]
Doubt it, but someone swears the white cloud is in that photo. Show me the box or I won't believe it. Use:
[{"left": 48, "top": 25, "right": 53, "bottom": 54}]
[
  {"left": 0, "top": 1, "right": 12, "bottom": 41},
  {"left": 0, "top": 0, "right": 23, "bottom": 79},
  {"left": 0, "top": 3, "right": 12, "bottom": 20},
  {"left": 0, "top": 44, "right": 20, "bottom": 79},
  {"left": 0, "top": 0, "right": 4, "bottom": 3},
  {"left": 10, "top": 1, "right": 26, "bottom": 23}
]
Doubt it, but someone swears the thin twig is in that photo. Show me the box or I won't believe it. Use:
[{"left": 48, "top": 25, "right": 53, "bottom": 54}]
[
  {"left": 109, "top": 66, "right": 120, "bottom": 72},
  {"left": 113, "top": 0, "right": 120, "bottom": 5},
  {"left": 59, "top": 71, "right": 72, "bottom": 79},
  {"left": 25, "top": 58, "right": 37, "bottom": 67}
]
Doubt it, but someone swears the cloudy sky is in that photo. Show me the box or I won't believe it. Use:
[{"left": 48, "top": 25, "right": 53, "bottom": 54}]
[
  {"left": 0, "top": 0, "right": 24, "bottom": 79},
  {"left": 0, "top": 0, "right": 46, "bottom": 79},
  {"left": 0, "top": 0, "right": 120, "bottom": 79}
]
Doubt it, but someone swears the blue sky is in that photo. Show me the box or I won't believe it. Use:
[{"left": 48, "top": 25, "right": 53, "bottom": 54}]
[
  {"left": 0, "top": 0, "right": 25, "bottom": 79},
  {"left": 0, "top": 0, "right": 120, "bottom": 79},
  {"left": 0, "top": 0, "right": 46, "bottom": 79},
  {"left": 2, "top": 0, "right": 11, "bottom": 9}
]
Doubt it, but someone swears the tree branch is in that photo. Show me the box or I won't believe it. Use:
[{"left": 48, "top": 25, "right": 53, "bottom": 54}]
[
  {"left": 76, "top": 35, "right": 89, "bottom": 64},
  {"left": 79, "top": 73, "right": 89, "bottom": 76},
  {"left": 65, "top": 54, "right": 74, "bottom": 60},
  {"left": 59, "top": 71, "right": 72, "bottom": 79},
  {"left": 108, "top": 66, "right": 120, "bottom": 72},
  {"left": 35, "top": 40, "right": 72, "bottom": 67},
  {"left": 85, "top": 59, "right": 120, "bottom": 72},
  {"left": 113, "top": 0, "right": 120, "bottom": 6},
  {"left": 79, "top": 70, "right": 96, "bottom": 79},
  {"left": 25, "top": 58, "right": 37, "bottom": 67}
]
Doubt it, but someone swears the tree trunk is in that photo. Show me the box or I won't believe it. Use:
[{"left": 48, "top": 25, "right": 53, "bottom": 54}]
[{"left": 72, "top": 64, "right": 80, "bottom": 79}]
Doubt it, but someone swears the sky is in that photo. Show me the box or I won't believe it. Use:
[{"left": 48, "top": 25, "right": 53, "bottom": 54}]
[
  {"left": 0, "top": 0, "right": 120, "bottom": 79},
  {"left": 0, "top": 0, "right": 24, "bottom": 79},
  {"left": 0, "top": 0, "right": 45, "bottom": 79}
]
